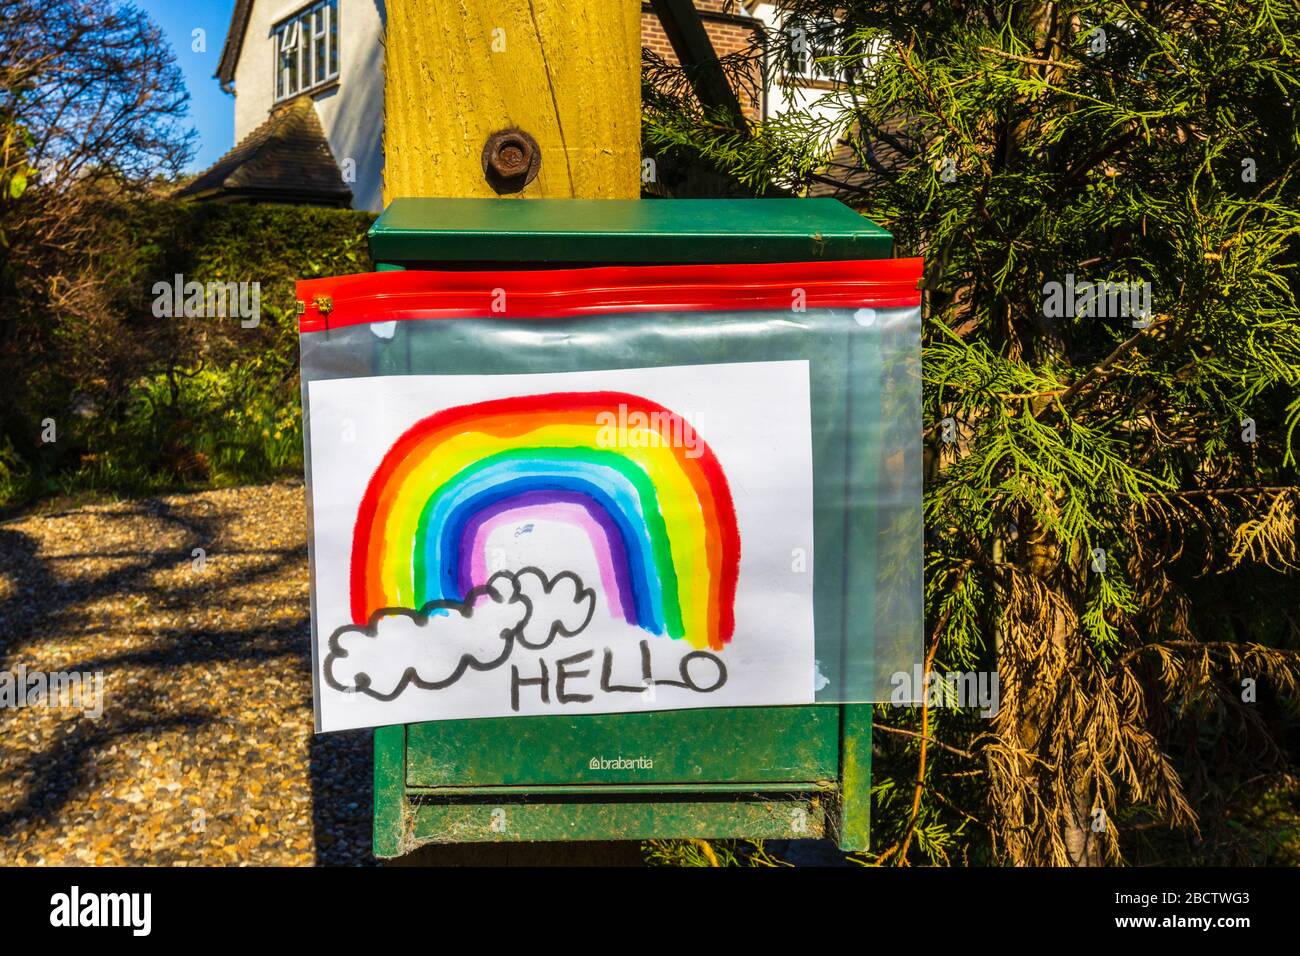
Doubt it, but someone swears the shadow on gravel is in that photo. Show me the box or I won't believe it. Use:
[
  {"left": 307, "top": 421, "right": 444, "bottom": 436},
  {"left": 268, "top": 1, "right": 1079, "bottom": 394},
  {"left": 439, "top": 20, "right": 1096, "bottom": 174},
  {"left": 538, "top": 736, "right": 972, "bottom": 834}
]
[
  {"left": 0, "top": 496, "right": 372, "bottom": 859},
  {"left": 0, "top": 498, "right": 224, "bottom": 659},
  {"left": 309, "top": 729, "right": 380, "bottom": 866},
  {"left": 0, "top": 709, "right": 212, "bottom": 843}
]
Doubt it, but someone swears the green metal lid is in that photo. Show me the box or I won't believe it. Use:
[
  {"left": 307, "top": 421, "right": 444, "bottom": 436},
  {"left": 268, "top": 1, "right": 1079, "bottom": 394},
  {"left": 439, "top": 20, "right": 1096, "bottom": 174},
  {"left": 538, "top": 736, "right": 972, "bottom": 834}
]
[{"left": 368, "top": 197, "right": 893, "bottom": 266}]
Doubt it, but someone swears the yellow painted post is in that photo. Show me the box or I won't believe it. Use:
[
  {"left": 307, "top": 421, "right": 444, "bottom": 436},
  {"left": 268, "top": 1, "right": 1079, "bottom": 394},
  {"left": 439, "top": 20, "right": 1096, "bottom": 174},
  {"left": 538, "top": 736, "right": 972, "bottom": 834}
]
[
  {"left": 377, "top": 0, "right": 645, "bottom": 864},
  {"left": 383, "top": 0, "right": 642, "bottom": 202}
]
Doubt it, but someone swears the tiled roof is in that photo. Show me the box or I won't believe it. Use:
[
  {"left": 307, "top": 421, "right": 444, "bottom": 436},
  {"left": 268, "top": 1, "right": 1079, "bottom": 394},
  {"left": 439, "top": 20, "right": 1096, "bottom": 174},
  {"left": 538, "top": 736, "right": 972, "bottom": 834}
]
[
  {"left": 175, "top": 97, "right": 353, "bottom": 206},
  {"left": 807, "top": 115, "right": 925, "bottom": 200}
]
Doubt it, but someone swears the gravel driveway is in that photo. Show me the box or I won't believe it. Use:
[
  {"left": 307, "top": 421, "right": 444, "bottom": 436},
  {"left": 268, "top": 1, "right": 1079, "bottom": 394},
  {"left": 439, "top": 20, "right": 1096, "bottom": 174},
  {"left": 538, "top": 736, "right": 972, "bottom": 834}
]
[{"left": 0, "top": 481, "right": 375, "bottom": 865}]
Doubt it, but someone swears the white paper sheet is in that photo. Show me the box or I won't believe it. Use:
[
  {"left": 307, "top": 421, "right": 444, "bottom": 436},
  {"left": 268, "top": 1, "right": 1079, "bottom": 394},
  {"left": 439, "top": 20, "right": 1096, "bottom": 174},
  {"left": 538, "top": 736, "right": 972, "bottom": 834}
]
[{"left": 307, "top": 360, "right": 816, "bottom": 731}]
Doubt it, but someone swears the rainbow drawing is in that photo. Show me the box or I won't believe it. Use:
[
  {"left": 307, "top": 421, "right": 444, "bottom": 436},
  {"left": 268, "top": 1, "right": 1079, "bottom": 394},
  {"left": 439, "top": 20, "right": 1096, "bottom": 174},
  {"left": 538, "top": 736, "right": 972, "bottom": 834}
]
[{"left": 349, "top": 392, "right": 740, "bottom": 651}]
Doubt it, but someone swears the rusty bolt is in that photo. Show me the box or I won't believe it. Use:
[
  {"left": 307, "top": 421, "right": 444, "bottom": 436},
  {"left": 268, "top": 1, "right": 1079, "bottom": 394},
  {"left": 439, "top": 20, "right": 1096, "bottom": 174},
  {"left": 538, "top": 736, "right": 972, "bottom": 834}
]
[
  {"left": 482, "top": 128, "right": 541, "bottom": 193},
  {"left": 493, "top": 141, "right": 527, "bottom": 176}
]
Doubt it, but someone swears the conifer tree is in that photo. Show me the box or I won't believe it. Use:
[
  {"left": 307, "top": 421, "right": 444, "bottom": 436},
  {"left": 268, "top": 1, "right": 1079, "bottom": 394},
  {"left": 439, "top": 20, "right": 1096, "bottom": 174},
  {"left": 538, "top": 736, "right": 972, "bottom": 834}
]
[{"left": 645, "top": 0, "right": 1300, "bottom": 864}]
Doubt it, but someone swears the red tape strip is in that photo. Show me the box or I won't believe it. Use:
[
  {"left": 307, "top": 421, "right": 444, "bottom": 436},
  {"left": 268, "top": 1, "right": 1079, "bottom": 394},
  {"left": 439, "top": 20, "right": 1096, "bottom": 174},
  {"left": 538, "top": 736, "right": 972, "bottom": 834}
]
[{"left": 297, "top": 258, "right": 923, "bottom": 332}]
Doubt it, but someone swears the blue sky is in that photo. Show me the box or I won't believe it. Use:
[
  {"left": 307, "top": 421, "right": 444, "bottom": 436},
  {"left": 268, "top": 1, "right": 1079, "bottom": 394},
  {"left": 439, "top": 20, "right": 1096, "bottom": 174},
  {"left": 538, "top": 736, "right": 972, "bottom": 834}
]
[{"left": 138, "top": 0, "right": 237, "bottom": 172}]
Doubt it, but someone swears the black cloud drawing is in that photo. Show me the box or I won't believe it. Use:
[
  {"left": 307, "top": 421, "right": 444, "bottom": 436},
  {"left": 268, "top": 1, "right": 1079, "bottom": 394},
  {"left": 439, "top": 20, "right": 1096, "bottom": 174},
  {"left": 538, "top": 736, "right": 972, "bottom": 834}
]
[{"left": 323, "top": 567, "right": 595, "bottom": 701}]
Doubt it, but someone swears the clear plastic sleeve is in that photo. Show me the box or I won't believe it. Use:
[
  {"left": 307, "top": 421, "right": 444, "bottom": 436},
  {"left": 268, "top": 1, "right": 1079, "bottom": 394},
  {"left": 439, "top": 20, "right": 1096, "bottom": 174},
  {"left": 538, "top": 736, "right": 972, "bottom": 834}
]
[{"left": 298, "top": 261, "right": 922, "bottom": 731}]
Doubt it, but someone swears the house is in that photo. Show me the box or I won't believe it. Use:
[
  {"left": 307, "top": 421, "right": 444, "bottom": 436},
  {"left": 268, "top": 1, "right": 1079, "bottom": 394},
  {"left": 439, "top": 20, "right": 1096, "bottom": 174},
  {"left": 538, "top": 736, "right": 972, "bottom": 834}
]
[
  {"left": 180, "top": 1, "right": 851, "bottom": 211},
  {"left": 178, "top": 0, "right": 384, "bottom": 209}
]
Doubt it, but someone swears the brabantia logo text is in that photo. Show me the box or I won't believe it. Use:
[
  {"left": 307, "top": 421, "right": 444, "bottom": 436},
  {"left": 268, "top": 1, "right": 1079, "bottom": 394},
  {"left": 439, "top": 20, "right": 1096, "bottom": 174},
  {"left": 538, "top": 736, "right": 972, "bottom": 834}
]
[{"left": 589, "top": 755, "right": 654, "bottom": 770}]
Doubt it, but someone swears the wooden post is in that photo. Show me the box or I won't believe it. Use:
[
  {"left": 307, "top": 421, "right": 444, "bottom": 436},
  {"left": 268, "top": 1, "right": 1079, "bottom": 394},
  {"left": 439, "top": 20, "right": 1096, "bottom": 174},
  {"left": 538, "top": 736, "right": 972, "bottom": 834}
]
[
  {"left": 383, "top": 0, "right": 642, "bottom": 202},
  {"left": 378, "top": 0, "right": 645, "bottom": 865}
]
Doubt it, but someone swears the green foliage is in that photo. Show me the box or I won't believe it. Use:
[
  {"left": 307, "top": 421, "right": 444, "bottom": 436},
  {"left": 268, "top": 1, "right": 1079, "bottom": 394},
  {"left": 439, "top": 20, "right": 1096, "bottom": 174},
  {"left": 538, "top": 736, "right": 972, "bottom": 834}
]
[
  {"left": 0, "top": 114, "right": 37, "bottom": 299},
  {"left": 0, "top": 200, "right": 374, "bottom": 508},
  {"left": 643, "top": 839, "right": 791, "bottom": 866},
  {"left": 646, "top": 0, "right": 1300, "bottom": 865},
  {"left": 1, "top": 120, "right": 35, "bottom": 204}
]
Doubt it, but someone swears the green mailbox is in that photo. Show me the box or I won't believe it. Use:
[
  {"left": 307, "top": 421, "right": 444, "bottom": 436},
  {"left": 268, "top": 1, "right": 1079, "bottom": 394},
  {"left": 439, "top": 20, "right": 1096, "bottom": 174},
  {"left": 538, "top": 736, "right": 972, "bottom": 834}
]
[{"left": 296, "top": 197, "right": 922, "bottom": 858}]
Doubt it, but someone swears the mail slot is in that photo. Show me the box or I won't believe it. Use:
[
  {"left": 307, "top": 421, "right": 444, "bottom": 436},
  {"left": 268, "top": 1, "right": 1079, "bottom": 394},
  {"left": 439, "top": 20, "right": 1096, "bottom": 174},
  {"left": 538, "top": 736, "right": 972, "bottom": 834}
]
[{"left": 296, "top": 197, "right": 923, "bottom": 856}]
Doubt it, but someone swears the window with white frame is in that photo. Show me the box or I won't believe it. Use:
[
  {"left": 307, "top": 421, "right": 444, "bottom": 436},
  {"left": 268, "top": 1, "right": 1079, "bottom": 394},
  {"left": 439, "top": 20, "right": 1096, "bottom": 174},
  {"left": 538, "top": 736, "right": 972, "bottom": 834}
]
[
  {"left": 784, "top": 17, "right": 842, "bottom": 82},
  {"left": 274, "top": 0, "right": 339, "bottom": 102}
]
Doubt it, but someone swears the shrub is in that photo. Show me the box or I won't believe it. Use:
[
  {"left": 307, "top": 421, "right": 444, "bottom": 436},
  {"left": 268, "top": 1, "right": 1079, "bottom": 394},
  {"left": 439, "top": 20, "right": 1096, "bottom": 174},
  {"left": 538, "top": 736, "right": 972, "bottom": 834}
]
[{"left": 0, "top": 199, "right": 374, "bottom": 508}]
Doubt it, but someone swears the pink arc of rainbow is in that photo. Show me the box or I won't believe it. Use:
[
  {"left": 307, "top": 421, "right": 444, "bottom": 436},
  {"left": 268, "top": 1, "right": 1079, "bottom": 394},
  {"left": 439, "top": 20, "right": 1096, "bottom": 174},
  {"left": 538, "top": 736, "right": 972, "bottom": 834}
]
[{"left": 466, "top": 496, "right": 629, "bottom": 623}]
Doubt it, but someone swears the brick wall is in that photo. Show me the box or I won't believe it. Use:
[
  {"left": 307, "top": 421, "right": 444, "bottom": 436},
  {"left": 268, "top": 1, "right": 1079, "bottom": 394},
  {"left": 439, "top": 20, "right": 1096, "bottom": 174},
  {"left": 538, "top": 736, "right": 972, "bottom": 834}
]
[{"left": 641, "top": 1, "right": 765, "bottom": 120}]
